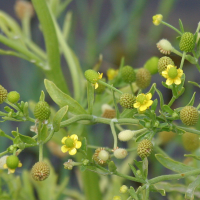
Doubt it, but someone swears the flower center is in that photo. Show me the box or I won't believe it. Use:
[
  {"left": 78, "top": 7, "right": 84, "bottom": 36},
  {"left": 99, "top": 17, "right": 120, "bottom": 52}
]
[
  {"left": 168, "top": 67, "right": 178, "bottom": 79},
  {"left": 137, "top": 94, "right": 147, "bottom": 104},
  {"left": 65, "top": 138, "right": 74, "bottom": 148}
]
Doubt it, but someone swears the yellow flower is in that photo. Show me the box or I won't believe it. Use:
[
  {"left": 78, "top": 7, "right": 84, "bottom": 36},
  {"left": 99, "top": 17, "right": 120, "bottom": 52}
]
[
  {"left": 162, "top": 65, "right": 183, "bottom": 86},
  {"left": 107, "top": 68, "right": 118, "bottom": 80},
  {"left": 134, "top": 93, "right": 153, "bottom": 112},
  {"left": 152, "top": 14, "right": 163, "bottom": 26},
  {"left": 3, "top": 157, "right": 22, "bottom": 174},
  {"left": 61, "top": 134, "right": 82, "bottom": 155},
  {"left": 95, "top": 72, "right": 103, "bottom": 89},
  {"left": 113, "top": 196, "right": 121, "bottom": 200}
]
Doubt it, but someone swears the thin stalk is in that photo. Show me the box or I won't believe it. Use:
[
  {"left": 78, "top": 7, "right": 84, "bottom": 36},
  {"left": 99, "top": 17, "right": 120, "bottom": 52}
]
[
  {"left": 176, "top": 126, "right": 200, "bottom": 135},
  {"left": 39, "top": 143, "right": 43, "bottom": 161},
  {"left": 168, "top": 96, "right": 176, "bottom": 107},
  {"left": 110, "top": 120, "right": 118, "bottom": 149},
  {"left": 161, "top": 21, "right": 182, "bottom": 35},
  {"left": 22, "top": 15, "right": 31, "bottom": 40},
  {"left": 0, "top": 150, "right": 9, "bottom": 157},
  {"left": 98, "top": 80, "right": 123, "bottom": 94},
  {"left": 180, "top": 51, "right": 186, "bottom": 69}
]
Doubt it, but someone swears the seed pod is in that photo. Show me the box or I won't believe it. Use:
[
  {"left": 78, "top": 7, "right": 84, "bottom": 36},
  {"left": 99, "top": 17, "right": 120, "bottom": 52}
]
[
  {"left": 31, "top": 161, "right": 50, "bottom": 181},
  {"left": 180, "top": 106, "right": 199, "bottom": 126},
  {"left": 34, "top": 101, "right": 51, "bottom": 121},
  {"left": 0, "top": 85, "right": 7, "bottom": 104},
  {"left": 158, "top": 56, "right": 174, "bottom": 75},
  {"left": 93, "top": 148, "right": 110, "bottom": 165},
  {"left": 179, "top": 32, "right": 195, "bottom": 52},
  {"left": 137, "top": 139, "right": 153, "bottom": 159},
  {"left": 7, "top": 91, "right": 20, "bottom": 104},
  {"left": 119, "top": 93, "right": 135, "bottom": 109},
  {"left": 113, "top": 148, "right": 128, "bottom": 159},
  {"left": 136, "top": 68, "right": 151, "bottom": 89},
  {"left": 84, "top": 69, "right": 99, "bottom": 84},
  {"left": 121, "top": 66, "right": 136, "bottom": 83},
  {"left": 182, "top": 132, "right": 199, "bottom": 152}
]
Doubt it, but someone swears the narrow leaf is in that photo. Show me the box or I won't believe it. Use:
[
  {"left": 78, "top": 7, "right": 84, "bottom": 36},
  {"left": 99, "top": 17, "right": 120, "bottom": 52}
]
[
  {"left": 151, "top": 99, "right": 158, "bottom": 112},
  {"left": 128, "top": 187, "right": 139, "bottom": 200},
  {"left": 53, "top": 106, "right": 68, "bottom": 132},
  {"left": 155, "top": 88, "right": 164, "bottom": 108},
  {"left": 155, "top": 154, "right": 196, "bottom": 173},
  {"left": 179, "top": 19, "right": 184, "bottom": 33},
  {"left": 186, "top": 92, "right": 196, "bottom": 106},
  {"left": 150, "top": 185, "right": 166, "bottom": 196},
  {"left": 142, "top": 157, "right": 148, "bottom": 179},
  {"left": 184, "top": 154, "right": 200, "bottom": 161},
  {"left": 19, "top": 135, "right": 37, "bottom": 145},
  {"left": 185, "top": 176, "right": 200, "bottom": 200},
  {"left": 44, "top": 79, "right": 86, "bottom": 115},
  {"left": 188, "top": 81, "right": 200, "bottom": 88},
  {"left": 162, "top": 105, "right": 174, "bottom": 115}
]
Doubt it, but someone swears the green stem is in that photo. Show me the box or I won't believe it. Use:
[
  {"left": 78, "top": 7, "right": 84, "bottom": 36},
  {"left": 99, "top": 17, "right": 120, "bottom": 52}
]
[
  {"left": 110, "top": 120, "right": 118, "bottom": 149},
  {"left": 43, "top": 128, "right": 55, "bottom": 143},
  {"left": 4, "top": 99, "right": 21, "bottom": 112},
  {"left": 98, "top": 80, "right": 123, "bottom": 94},
  {"left": 22, "top": 16, "right": 31, "bottom": 40},
  {"left": 161, "top": 21, "right": 182, "bottom": 35},
  {"left": 114, "top": 171, "right": 145, "bottom": 184},
  {"left": 0, "top": 150, "right": 9, "bottom": 157},
  {"left": 39, "top": 143, "right": 43, "bottom": 161},
  {"left": 180, "top": 51, "right": 186, "bottom": 69},
  {"left": 31, "top": 0, "right": 69, "bottom": 94},
  {"left": 168, "top": 96, "right": 176, "bottom": 107},
  {"left": 176, "top": 126, "right": 200, "bottom": 135}
]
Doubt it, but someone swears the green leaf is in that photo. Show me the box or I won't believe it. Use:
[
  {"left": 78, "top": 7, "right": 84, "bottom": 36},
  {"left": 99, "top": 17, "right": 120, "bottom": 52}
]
[
  {"left": 185, "top": 55, "right": 197, "bottom": 64},
  {"left": 155, "top": 154, "right": 196, "bottom": 173},
  {"left": 185, "top": 176, "right": 200, "bottom": 200},
  {"left": 80, "top": 137, "right": 87, "bottom": 152},
  {"left": 53, "top": 105, "right": 68, "bottom": 132},
  {"left": 134, "top": 160, "right": 146, "bottom": 180},
  {"left": 196, "top": 39, "right": 200, "bottom": 58},
  {"left": 148, "top": 83, "right": 156, "bottom": 96},
  {"left": 128, "top": 163, "right": 137, "bottom": 177},
  {"left": 13, "top": 136, "right": 22, "bottom": 145},
  {"left": 19, "top": 134, "right": 37, "bottom": 145},
  {"left": 120, "top": 109, "right": 136, "bottom": 118},
  {"left": 186, "top": 92, "right": 196, "bottom": 106},
  {"left": 80, "top": 165, "right": 87, "bottom": 172},
  {"left": 184, "top": 154, "right": 200, "bottom": 161},
  {"left": 188, "top": 81, "right": 200, "bottom": 88},
  {"left": 179, "top": 19, "right": 184, "bottom": 33},
  {"left": 142, "top": 157, "right": 148, "bottom": 179},
  {"left": 87, "top": 81, "right": 94, "bottom": 115},
  {"left": 12, "top": 131, "right": 18, "bottom": 137},
  {"left": 151, "top": 99, "right": 158, "bottom": 112},
  {"left": 39, "top": 124, "right": 48, "bottom": 142},
  {"left": 44, "top": 79, "right": 87, "bottom": 115},
  {"left": 128, "top": 187, "right": 139, "bottom": 200},
  {"left": 0, "top": 129, "right": 7, "bottom": 137},
  {"left": 150, "top": 184, "right": 166, "bottom": 196},
  {"left": 155, "top": 88, "right": 164, "bottom": 108},
  {"left": 39, "top": 90, "right": 45, "bottom": 101},
  {"left": 162, "top": 105, "right": 174, "bottom": 115}
]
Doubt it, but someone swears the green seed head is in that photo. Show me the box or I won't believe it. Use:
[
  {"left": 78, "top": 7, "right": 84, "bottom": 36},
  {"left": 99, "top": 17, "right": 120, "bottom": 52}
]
[
  {"left": 6, "top": 155, "right": 19, "bottom": 169},
  {"left": 168, "top": 67, "right": 178, "bottom": 79},
  {"left": 121, "top": 66, "right": 136, "bottom": 83},
  {"left": 136, "top": 68, "right": 151, "bottom": 89},
  {"left": 137, "top": 139, "right": 153, "bottom": 159},
  {"left": 158, "top": 56, "right": 174, "bottom": 75},
  {"left": 0, "top": 85, "right": 8, "bottom": 104},
  {"left": 65, "top": 138, "right": 74, "bottom": 148},
  {"left": 119, "top": 93, "right": 135, "bottom": 109},
  {"left": 180, "top": 106, "right": 199, "bottom": 126},
  {"left": 182, "top": 132, "right": 199, "bottom": 152},
  {"left": 34, "top": 101, "right": 51, "bottom": 121},
  {"left": 84, "top": 69, "right": 99, "bottom": 84},
  {"left": 31, "top": 161, "right": 50, "bottom": 181},
  {"left": 179, "top": 32, "right": 195, "bottom": 52},
  {"left": 7, "top": 91, "right": 20, "bottom": 104}
]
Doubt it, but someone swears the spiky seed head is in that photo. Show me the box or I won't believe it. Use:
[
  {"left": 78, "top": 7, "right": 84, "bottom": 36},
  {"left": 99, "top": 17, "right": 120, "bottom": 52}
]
[
  {"left": 144, "top": 56, "right": 159, "bottom": 75},
  {"left": 34, "top": 101, "right": 51, "bottom": 121},
  {"left": 113, "top": 148, "right": 128, "bottom": 159},
  {"left": 121, "top": 66, "right": 136, "bottom": 83},
  {"left": 136, "top": 68, "right": 151, "bottom": 89},
  {"left": 119, "top": 93, "right": 135, "bottom": 109},
  {"left": 7, "top": 91, "right": 20, "bottom": 104},
  {"left": 0, "top": 85, "right": 7, "bottom": 104},
  {"left": 180, "top": 106, "right": 199, "bottom": 126},
  {"left": 6, "top": 155, "right": 19, "bottom": 169},
  {"left": 158, "top": 56, "right": 174, "bottom": 75},
  {"left": 179, "top": 32, "right": 195, "bottom": 53},
  {"left": 31, "top": 161, "right": 50, "bottom": 181},
  {"left": 137, "top": 139, "right": 153, "bottom": 159},
  {"left": 182, "top": 132, "right": 199, "bottom": 152},
  {"left": 93, "top": 148, "right": 110, "bottom": 165},
  {"left": 84, "top": 69, "right": 99, "bottom": 84}
]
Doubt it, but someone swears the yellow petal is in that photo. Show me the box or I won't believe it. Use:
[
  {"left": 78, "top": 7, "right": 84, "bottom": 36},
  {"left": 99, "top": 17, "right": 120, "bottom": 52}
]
[
  {"left": 133, "top": 102, "right": 140, "bottom": 108},
  {"left": 95, "top": 82, "right": 98, "bottom": 89},
  {"left": 3, "top": 163, "right": 7, "bottom": 169},
  {"left": 139, "top": 105, "right": 148, "bottom": 112},
  {"left": 162, "top": 71, "right": 168, "bottom": 78},
  {"left": 18, "top": 162, "right": 22, "bottom": 168},
  {"left": 61, "top": 137, "right": 68, "bottom": 144},
  {"left": 75, "top": 141, "right": 82, "bottom": 149},
  {"left": 98, "top": 72, "right": 103, "bottom": 79},
  {"left": 146, "top": 93, "right": 152, "bottom": 100},
  {"left": 167, "top": 65, "right": 174, "bottom": 70},
  {"left": 177, "top": 69, "right": 183, "bottom": 77},
  {"left": 145, "top": 100, "right": 153, "bottom": 108},
  {"left": 70, "top": 134, "right": 78, "bottom": 141},
  {"left": 174, "top": 77, "right": 181, "bottom": 85},
  {"left": 9, "top": 169, "right": 15, "bottom": 173},
  {"left": 61, "top": 145, "right": 69, "bottom": 153},
  {"left": 166, "top": 78, "right": 173, "bottom": 86},
  {"left": 69, "top": 148, "right": 77, "bottom": 155}
]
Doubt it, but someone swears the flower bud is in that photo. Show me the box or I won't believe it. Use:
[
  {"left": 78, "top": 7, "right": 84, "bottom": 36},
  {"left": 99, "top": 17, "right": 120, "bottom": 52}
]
[
  {"left": 6, "top": 155, "right": 19, "bottom": 169},
  {"left": 119, "top": 93, "right": 135, "bottom": 109},
  {"left": 63, "top": 159, "right": 74, "bottom": 170},
  {"left": 158, "top": 56, "right": 174, "bottom": 75},
  {"left": 118, "top": 130, "right": 134, "bottom": 141},
  {"left": 137, "top": 139, "right": 153, "bottom": 159},
  {"left": 34, "top": 101, "right": 51, "bottom": 121},
  {"left": 84, "top": 69, "right": 99, "bottom": 84},
  {"left": 113, "top": 196, "right": 121, "bottom": 200},
  {"left": 121, "top": 66, "right": 136, "bottom": 83},
  {"left": 7, "top": 91, "right": 20, "bottom": 104},
  {"left": 157, "top": 39, "right": 173, "bottom": 55},
  {"left": 31, "top": 161, "right": 50, "bottom": 181},
  {"left": 182, "top": 132, "right": 199, "bottom": 152},
  {"left": 113, "top": 148, "right": 128, "bottom": 159},
  {"left": 136, "top": 68, "right": 151, "bottom": 89},
  {"left": 0, "top": 85, "right": 7, "bottom": 104},
  {"left": 119, "top": 185, "right": 128, "bottom": 193},
  {"left": 180, "top": 106, "right": 199, "bottom": 126}
]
